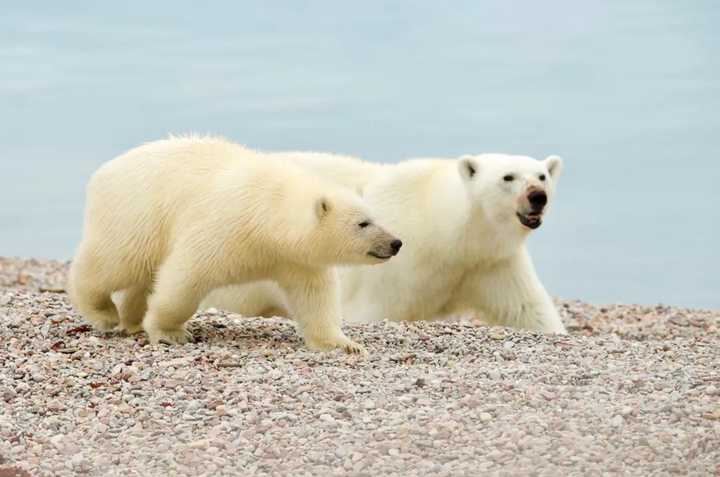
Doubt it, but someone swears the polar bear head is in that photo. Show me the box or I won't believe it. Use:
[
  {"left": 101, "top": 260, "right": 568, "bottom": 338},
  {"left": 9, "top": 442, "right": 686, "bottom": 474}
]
[
  {"left": 458, "top": 153, "right": 563, "bottom": 233},
  {"left": 308, "top": 187, "right": 402, "bottom": 265}
]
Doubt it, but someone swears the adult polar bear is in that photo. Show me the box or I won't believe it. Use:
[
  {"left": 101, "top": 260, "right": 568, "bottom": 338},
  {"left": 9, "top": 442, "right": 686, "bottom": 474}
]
[{"left": 203, "top": 151, "right": 566, "bottom": 334}]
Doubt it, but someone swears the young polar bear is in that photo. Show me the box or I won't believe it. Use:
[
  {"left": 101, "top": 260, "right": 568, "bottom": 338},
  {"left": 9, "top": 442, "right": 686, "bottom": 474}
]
[
  {"left": 67, "top": 136, "right": 402, "bottom": 352},
  {"left": 203, "top": 151, "right": 566, "bottom": 334}
]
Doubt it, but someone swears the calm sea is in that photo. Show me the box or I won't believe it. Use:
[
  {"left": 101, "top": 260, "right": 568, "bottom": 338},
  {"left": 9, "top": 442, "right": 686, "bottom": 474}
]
[{"left": 1, "top": 1, "right": 718, "bottom": 308}]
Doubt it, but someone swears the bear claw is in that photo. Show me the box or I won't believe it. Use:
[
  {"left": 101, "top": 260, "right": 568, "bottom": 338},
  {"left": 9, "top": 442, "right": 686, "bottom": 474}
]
[
  {"left": 343, "top": 342, "right": 367, "bottom": 354},
  {"left": 86, "top": 313, "right": 120, "bottom": 333}
]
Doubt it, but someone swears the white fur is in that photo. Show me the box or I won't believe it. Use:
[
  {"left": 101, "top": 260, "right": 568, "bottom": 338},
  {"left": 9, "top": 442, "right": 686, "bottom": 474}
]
[
  {"left": 67, "top": 136, "right": 400, "bottom": 352},
  {"left": 278, "top": 151, "right": 386, "bottom": 195},
  {"left": 203, "top": 151, "right": 567, "bottom": 334}
]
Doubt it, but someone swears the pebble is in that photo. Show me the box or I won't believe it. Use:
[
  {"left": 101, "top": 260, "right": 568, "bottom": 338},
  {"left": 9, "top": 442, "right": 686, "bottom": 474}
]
[
  {"left": 49, "top": 434, "right": 65, "bottom": 449},
  {"left": 189, "top": 439, "right": 209, "bottom": 450},
  {"left": 488, "top": 370, "right": 501, "bottom": 381},
  {"left": 2, "top": 387, "right": 17, "bottom": 402},
  {"left": 70, "top": 455, "right": 85, "bottom": 468}
]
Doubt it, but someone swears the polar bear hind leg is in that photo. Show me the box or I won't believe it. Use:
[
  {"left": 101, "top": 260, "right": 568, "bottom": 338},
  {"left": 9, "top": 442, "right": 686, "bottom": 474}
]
[
  {"left": 200, "top": 282, "right": 290, "bottom": 318},
  {"left": 68, "top": 241, "right": 122, "bottom": 331},
  {"left": 115, "top": 284, "right": 151, "bottom": 334}
]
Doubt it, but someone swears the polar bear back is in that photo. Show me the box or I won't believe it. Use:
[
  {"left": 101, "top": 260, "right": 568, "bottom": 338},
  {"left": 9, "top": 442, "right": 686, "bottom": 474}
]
[
  {"left": 81, "top": 136, "right": 329, "bottom": 272},
  {"left": 276, "top": 150, "right": 386, "bottom": 194}
]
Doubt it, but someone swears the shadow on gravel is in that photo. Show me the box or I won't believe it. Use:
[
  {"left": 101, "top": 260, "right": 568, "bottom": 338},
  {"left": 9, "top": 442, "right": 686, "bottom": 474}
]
[{"left": 187, "top": 316, "right": 303, "bottom": 349}]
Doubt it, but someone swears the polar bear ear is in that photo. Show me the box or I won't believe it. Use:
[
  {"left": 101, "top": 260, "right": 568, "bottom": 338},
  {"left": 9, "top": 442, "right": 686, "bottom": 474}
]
[
  {"left": 315, "top": 197, "right": 332, "bottom": 219},
  {"left": 458, "top": 155, "right": 478, "bottom": 180},
  {"left": 544, "top": 155, "right": 563, "bottom": 179}
]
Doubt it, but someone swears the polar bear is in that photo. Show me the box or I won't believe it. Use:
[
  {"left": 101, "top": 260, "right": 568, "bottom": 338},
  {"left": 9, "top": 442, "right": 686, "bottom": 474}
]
[
  {"left": 67, "top": 136, "right": 402, "bottom": 352},
  {"left": 202, "top": 151, "right": 566, "bottom": 334}
]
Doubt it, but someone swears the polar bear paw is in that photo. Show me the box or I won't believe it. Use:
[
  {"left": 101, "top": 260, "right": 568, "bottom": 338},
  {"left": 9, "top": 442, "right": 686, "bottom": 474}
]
[
  {"left": 85, "top": 310, "right": 120, "bottom": 333},
  {"left": 116, "top": 322, "right": 144, "bottom": 336},
  {"left": 304, "top": 333, "right": 367, "bottom": 355},
  {"left": 144, "top": 325, "right": 193, "bottom": 345}
]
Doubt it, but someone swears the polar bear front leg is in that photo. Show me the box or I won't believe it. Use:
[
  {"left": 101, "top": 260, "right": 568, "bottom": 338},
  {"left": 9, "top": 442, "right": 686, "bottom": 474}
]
[
  {"left": 449, "top": 249, "right": 567, "bottom": 334},
  {"left": 142, "top": 254, "right": 212, "bottom": 345},
  {"left": 278, "top": 268, "right": 366, "bottom": 354}
]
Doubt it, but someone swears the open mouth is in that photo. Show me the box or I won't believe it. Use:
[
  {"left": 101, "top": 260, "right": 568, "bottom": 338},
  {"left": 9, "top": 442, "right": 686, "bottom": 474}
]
[
  {"left": 516, "top": 212, "right": 542, "bottom": 230},
  {"left": 368, "top": 251, "right": 392, "bottom": 260}
]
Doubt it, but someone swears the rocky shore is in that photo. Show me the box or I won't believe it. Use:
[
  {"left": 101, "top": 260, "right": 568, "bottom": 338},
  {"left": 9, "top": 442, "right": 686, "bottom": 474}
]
[{"left": 0, "top": 257, "right": 718, "bottom": 476}]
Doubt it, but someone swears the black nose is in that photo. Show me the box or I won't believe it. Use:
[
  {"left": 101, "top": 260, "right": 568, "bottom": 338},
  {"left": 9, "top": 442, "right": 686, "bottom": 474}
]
[
  {"left": 528, "top": 190, "right": 547, "bottom": 209},
  {"left": 390, "top": 239, "right": 402, "bottom": 255}
]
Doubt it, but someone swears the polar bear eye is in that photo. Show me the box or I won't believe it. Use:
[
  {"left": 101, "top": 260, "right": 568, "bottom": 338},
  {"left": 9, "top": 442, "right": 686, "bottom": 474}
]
[
  {"left": 503, "top": 174, "right": 515, "bottom": 182},
  {"left": 358, "top": 221, "right": 371, "bottom": 228},
  {"left": 539, "top": 174, "right": 546, "bottom": 181}
]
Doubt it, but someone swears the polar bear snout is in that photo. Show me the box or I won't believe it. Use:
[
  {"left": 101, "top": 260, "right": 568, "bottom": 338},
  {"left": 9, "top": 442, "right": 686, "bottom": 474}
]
[
  {"left": 367, "top": 235, "right": 403, "bottom": 261},
  {"left": 516, "top": 188, "right": 550, "bottom": 230},
  {"left": 527, "top": 189, "right": 548, "bottom": 212}
]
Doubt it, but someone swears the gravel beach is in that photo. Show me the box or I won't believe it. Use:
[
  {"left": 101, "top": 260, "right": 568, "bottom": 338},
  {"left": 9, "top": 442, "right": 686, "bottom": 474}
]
[{"left": 1, "top": 257, "right": 718, "bottom": 476}]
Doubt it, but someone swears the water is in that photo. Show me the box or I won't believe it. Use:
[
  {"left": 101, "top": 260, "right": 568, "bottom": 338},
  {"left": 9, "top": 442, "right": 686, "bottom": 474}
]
[{"left": 1, "top": 1, "right": 718, "bottom": 308}]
